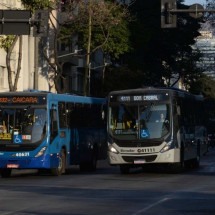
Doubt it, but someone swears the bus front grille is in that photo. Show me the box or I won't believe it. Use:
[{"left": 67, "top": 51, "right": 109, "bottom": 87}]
[
  {"left": 0, "top": 144, "right": 38, "bottom": 151},
  {"left": 122, "top": 155, "right": 157, "bottom": 163},
  {"left": 116, "top": 141, "right": 161, "bottom": 147}
]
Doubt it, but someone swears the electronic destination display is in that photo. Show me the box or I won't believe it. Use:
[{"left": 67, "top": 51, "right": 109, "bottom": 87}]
[
  {"left": 0, "top": 96, "right": 46, "bottom": 105},
  {"left": 116, "top": 93, "right": 169, "bottom": 102}
]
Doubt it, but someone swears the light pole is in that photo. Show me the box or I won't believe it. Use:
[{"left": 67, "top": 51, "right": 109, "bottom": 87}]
[{"left": 88, "top": 62, "right": 91, "bottom": 96}]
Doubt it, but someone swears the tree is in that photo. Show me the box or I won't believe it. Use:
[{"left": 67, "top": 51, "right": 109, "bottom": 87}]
[
  {"left": 60, "top": 0, "right": 131, "bottom": 95},
  {"left": 103, "top": 66, "right": 145, "bottom": 95},
  {"left": 120, "top": 0, "right": 203, "bottom": 89},
  {"left": 21, "top": 0, "right": 52, "bottom": 10},
  {"left": 189, "top": 74, "right": 215, "bottom": 99},
  {"left": 20, "top": 0, "right": 131, "bottom": 95},
  {"left": 0, "top": 35, "right": 23, "bottom": 92}
]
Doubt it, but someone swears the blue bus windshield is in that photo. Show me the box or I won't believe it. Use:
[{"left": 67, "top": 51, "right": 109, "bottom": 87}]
[{"left": 0, "top": 108, "right": 47, "bottom": 144}]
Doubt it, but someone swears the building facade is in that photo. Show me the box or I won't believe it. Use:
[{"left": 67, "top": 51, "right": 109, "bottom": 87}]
[
  {"left": 0, "top": 0, "right": 37, "bottom": 92},
  {"left": 0, "top": 0, "right": 108, "bottom": 95},
  {"left": 193, "top": 30, "right": 215, "bottom": 80}
]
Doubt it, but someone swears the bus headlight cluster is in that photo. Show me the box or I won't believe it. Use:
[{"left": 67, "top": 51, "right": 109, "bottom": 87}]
[
  {"left": 108, "top": 143, "right": 119, "bottom": 154},
  {"left": 35, "top": 147, "right": 47, "bottom": 157},
  {"left": 160, "top": 141, "right": 172, "bottom": 153}
]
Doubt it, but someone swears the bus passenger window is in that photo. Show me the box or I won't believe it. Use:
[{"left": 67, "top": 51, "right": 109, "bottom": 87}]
[{"left": 59, "top": 102, "right": 67, "bottom": 128}]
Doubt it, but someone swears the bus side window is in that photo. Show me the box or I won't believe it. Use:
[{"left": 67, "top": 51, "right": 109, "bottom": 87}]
[
  {"left": 50, "top": 109, "right": 58, "bottom": 140},
  {"left": 59, "top": 102, "right": 67, "bottom": 128}
]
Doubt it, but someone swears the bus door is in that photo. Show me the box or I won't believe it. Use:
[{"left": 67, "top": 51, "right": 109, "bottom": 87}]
[
  {"left": 50, "top": 102, "right": 69, "bottom": 155},
  {"left": 58, "top": 102, "right": 70, "bottom": 162},
  {"left": 98, "top": 104, "right": 108, "bottom": 160},
  {"left": 65, "top": 102, "right": 80, "bottom": 165},
  {"left": 50, "top": 103, "right": 58, "bottom": 146},
  {"left": 178, "top": 99, "right": 197, "bottom": 160}
]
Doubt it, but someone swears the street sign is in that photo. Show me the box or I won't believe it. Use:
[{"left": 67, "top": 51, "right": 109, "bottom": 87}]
[
  {"left": 161, "top": 0, "right": 215, "bottom": 28},
  {"left": 0, "top": 10, "right": 49, "bottom": 36},
  {"left": 0, "top": 10, "right": 31, "bottom": 35}
]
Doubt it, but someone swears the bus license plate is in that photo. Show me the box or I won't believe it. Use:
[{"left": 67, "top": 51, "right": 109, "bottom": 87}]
[
  {"left": 134, "top": 160, "right": 145, "bottom": 164},
  {"left": 7, "top": 164, "right": 19, "bottom": 168}
]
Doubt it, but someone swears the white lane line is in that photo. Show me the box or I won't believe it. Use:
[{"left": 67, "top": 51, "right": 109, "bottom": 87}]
[
  {"left": 132, "top": 197, "right": 170, "bottom": 215},
  {"left": 0, "top": 206, "right": 32, "bottom": 215}
]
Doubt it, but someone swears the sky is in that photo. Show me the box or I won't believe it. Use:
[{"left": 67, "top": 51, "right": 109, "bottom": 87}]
[{"left": 184, "top": 0, "right": 206, "bottom": 5}]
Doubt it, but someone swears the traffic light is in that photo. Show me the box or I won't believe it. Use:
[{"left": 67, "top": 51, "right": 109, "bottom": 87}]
[
  {"left": 33, "top": 10, "right": 49, "bottom": 37},
  {"left": 161, "top": 0, "right": 177, "bottom": 28}
]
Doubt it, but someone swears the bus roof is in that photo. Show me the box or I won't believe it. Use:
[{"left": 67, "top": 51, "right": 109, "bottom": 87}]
[
  {"left": 0, "top": 91, "right": 106, "bottom": 105},
  {"left": 108, "top": 87, "right": 204, "bottom": 101}
]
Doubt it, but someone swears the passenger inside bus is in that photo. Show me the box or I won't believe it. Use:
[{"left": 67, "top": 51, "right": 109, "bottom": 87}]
[
  {"left": 122, "top": 113, "right": 136, "bottom": 129},
  {"left": 35, "top": 113, "right": 45, "bottom": 126},
  {"left": 156, "top": 113, "right": 165, "bottom": 122},
  {"left": 0, "top": 121, "right": 7, "bottom": 133}
]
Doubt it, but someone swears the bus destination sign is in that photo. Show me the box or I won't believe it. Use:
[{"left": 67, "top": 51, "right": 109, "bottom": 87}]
[
  {"left": 0, "top": 96, "right": 46, "bottom": 104},
  {"left": 117, "top": 94, "right": 169, "bottom": 102}
]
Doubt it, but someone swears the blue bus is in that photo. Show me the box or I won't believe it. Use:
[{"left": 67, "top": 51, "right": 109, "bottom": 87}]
[
  {"left": 107, "top": 87, "right": 208, "bottom": 174},
  {"left": 0, "top": 91, "right": 107, "bottom": 177}
]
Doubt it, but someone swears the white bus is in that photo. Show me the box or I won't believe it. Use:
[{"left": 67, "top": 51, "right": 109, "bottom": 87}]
[{"left": 107, "top": 87, "right": 208, "bottom": 174}]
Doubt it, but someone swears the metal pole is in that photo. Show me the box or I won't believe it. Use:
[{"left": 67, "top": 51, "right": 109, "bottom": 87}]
[
  {"left": 88, "top": 63, "right": 91, "bottom": 96},
  {"left": 170, "top": 9, "right": 215, "bottom": 13}
]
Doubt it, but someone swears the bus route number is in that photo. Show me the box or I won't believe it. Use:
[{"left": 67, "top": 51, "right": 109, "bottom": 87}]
[{"left": 120, "top": 96, "right": 130, "bottom": 101}]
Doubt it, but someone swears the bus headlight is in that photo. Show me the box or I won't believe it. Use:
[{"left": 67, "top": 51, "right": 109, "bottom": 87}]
[
  {"left": 160, "top": 141, "right": 172, "bottom": 153},
  {"left": 35, "top": 147, "right": 47, "bottom": 157},
  {"left": 108, "top": 143, "right": 119, "bottom": 154}
]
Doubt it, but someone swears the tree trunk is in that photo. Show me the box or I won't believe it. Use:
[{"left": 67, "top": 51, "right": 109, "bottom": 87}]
[
  {"left": 13, "top": 36, "right": 23, "bottom": 92},
  {"left": 6, "top": 35, "right": 19, "bottom": 92},
  {"left": 84, "top": 0, "right": 92, "bottom": 96}
]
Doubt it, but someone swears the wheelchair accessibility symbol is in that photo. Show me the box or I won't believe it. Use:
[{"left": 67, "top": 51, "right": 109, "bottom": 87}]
[
  {"left": 140, "top": 129, "right": 149, "bottom": 138},
  {"left": 13, "top": 134, "right": 22, "bottom": 144}
]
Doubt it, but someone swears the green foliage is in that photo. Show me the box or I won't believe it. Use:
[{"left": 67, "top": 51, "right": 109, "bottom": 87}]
[
  {"left": 189, "top": 75, "right": 215, "bottom": 99},
  {"left": 20, "top": 0, "right": 53, "bottom": 10},
  {"left": 123, "top": 0, "right": 202, "bottom": 88},
  {"left": 60, "top": 0, "right": 131, "bottom": 59},
  {"left": 101, "top": 20, "right": 131, "bottom": 59},
  {"left": 0, "top": 36, "right": 16, "bottom": 52},
  {"left": 102, "top": 67, "right": 145, "bottom": 96}
]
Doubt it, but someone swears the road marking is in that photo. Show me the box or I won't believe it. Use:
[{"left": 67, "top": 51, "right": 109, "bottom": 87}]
[
  {"left": 132, "top": 197, "right": 169, "bottom": 215},
  {"left": 0, "top": 207, "right": 32, "bottom": 215}
]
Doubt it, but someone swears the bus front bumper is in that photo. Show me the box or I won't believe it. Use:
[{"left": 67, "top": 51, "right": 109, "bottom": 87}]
[
  {"left": 108, "top": 148, "right": 180, "bottom": 165},
  {"left": 0, "top": 153, "right": 60, "bottom": 169}
]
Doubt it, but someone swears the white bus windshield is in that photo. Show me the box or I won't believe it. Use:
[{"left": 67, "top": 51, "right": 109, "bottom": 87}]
[
  {"left": 0, "top": 107, "right": 47, "bottom": 144},
  {"left": 109, "top": 103, "right": 170, "bottom": 140}
]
